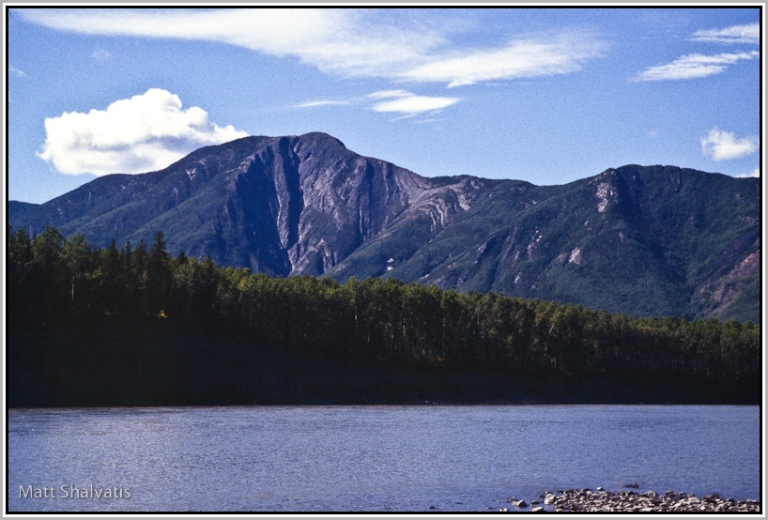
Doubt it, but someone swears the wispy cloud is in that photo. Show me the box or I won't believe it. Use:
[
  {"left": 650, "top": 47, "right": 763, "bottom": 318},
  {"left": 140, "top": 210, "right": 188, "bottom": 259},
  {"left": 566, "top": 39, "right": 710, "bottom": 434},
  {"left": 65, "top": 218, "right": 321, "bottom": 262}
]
[
  {"left": 700, "top": 127, "right": 759, "bottom": 161},
  {"left": 367, "top": 89, "right": 413, "bottom": 99},
  {"left": 37, "top": 88, "right": 247, "bottom": 176},
  {"left": 9, "top": 65, "right": 26, "bottom": 77},
  {"left": 294, "top": 100, "right": 350, "bottom": 108},
  {"left": 19, "top": 9, "right": 606, "bottom": 88},
  {"left": 292, "top": 90, "right": 459, "bottom": 117},
  {"left": 367, "top": 90, "right": 460, "bottom": 116},
  {"left": 399, "top": 33, "right": 607, "bottom": 87},
  {"left": 736, "top": 168, "right": 760, "bottom": 178},
  {"left": 91, "top": 48, "right": 111, "bottom": 61},
  {"left": 633, "top": 51, "right": 758, "bottom": 81},
  {"left": 691, "top": 23, "right": 759, "bottom": 45}
]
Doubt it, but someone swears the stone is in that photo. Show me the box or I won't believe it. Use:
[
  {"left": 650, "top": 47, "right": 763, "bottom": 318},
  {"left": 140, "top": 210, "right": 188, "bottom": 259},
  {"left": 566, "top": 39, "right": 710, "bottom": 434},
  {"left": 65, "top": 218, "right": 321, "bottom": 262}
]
[
  {"left": 531, "top": 507, "right": 544, "bottom": 513},
  {"left": 525, "top": 488, "right": 761, "bottom": 513}
]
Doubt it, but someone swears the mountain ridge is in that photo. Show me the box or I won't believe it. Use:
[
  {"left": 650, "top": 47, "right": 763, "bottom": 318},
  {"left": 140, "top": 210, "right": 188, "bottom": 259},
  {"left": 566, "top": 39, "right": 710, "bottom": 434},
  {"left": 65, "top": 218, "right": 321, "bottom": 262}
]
[{"left": 9, "top": 132, "right": 760, "bottom": 322}]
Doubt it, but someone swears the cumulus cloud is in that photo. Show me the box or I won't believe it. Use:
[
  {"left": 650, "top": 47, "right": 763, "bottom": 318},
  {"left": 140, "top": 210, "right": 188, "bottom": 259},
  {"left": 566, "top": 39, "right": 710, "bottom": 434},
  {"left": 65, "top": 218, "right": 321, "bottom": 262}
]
[
  {"left": 19, "top": 9, "right": 605, "bottom": 88},
  {"left": 736, "top": 168, "right": 760, "bottom": 178},
  {"left": 700, "top": 127, "right": 759, "bottom": 161},
  {"left": 367, "top": 90, "right": 459, "bottom": 115},
  {"left": 691, "top": 23, "right": 759, "bottom": 45},
  {"left": 37, "top": 88, "right": 248, "bottom": 176},
  {"left": 634, "top": 51, "right": 759, "bottom": 81}
]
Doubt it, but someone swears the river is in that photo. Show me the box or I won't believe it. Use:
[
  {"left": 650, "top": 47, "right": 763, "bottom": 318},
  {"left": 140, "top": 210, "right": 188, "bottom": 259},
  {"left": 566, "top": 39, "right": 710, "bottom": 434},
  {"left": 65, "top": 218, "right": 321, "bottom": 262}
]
[{"left": 8, "top": 405, "right": 760, "bottom": 512}]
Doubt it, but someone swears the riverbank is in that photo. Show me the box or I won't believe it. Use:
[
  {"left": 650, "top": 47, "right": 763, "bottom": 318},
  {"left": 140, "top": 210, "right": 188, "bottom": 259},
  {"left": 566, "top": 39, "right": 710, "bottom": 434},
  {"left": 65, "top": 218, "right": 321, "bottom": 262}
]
[{"left": 503, "top": 489, "right": 761, "bottom": 513}]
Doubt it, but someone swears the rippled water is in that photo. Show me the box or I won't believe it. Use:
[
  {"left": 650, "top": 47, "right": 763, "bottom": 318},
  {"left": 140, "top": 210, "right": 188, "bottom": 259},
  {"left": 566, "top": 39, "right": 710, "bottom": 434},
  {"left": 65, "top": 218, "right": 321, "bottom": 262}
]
[{"left": 8, "top": 405, "right": 760, "bottom": 512}]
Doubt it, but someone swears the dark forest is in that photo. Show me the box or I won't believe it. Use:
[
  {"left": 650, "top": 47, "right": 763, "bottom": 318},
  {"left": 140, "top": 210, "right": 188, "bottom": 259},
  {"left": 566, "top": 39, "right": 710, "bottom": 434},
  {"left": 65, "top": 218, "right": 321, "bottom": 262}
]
[{"left": 7, "top": 226, "right": 761, "bottom": 406}]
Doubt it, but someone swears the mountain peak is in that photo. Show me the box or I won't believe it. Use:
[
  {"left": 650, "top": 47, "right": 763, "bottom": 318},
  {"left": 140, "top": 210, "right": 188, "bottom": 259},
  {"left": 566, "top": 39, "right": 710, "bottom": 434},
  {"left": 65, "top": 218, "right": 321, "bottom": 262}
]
[
  {"left": 8, "top": 134, "right": 760, "bottom": 322},
  {"left": 296, "top": 131, "right": 347, "bottom": 148}
]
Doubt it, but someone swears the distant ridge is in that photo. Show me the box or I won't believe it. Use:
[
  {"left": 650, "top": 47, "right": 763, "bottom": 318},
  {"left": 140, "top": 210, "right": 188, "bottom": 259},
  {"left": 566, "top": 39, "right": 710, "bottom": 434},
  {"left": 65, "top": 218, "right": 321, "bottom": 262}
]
[{"left": 9, "top": 132, "right": 760, "bottom": 322}]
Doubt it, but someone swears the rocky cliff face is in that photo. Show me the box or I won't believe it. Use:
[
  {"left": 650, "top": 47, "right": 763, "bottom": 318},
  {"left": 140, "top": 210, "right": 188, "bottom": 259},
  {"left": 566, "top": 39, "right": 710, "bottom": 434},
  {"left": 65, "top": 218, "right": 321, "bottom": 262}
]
[{"left": 10, "top": 133, "right": 761, "bottom": 322}]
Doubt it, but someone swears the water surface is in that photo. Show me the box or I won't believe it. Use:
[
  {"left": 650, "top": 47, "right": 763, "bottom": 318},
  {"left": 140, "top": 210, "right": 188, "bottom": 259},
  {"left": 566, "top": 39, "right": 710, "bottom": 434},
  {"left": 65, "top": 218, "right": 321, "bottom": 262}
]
[{"left": 8, "top": 405, "right": 760, "bottom": 512}]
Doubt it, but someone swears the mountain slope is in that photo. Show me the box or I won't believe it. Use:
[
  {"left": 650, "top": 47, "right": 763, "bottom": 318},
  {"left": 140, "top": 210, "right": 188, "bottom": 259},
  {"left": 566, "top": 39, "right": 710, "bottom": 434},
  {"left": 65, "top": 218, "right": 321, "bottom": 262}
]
[
  {"left": 8, "top": 200, "right": 39, "bottom": 222},
  {"left": 9, "top": 133, "right": 760, "bottom": 321},
  {"left": 328, "top": 165, "right": 760, "bottom": 321}
]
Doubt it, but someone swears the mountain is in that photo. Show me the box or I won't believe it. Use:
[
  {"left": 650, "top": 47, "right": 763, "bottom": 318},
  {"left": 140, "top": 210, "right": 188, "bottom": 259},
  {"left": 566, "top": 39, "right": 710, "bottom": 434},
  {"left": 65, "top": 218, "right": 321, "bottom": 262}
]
[
  {"left": 8, "top": 200, "right": 40, "bottom": 221},
  {"left": 9, "top": 132, "right": 760, "bottom": 322}
]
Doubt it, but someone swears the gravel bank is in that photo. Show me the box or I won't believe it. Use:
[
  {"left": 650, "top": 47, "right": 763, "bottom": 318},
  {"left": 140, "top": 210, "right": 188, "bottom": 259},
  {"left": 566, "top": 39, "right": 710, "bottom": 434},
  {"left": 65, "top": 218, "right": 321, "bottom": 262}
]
[{"left": 526, "top": 489, "right": 761, "bottom": 513}]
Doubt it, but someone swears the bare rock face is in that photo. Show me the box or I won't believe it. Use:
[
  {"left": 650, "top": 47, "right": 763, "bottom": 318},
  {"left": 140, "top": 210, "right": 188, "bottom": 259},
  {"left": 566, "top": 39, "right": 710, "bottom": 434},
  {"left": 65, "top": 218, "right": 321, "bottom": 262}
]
[{"left": 9, "top": 134, "right": 760, "bottom": 322}]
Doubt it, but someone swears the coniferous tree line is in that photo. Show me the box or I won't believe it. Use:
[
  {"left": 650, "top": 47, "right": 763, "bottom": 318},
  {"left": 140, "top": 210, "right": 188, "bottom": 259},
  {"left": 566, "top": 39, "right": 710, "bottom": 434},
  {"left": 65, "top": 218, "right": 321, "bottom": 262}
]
[{"left": 7, "top": 225, "right": 761, "bottom": 386}]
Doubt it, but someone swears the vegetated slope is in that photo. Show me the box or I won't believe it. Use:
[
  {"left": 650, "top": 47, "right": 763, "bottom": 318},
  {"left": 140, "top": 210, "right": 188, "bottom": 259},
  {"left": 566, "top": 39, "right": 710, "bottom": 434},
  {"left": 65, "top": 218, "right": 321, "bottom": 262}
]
[
  {"left": 338, "top": 165, "right": 760, "bottom": 322},
  {"left": 7, "top": 228, "right": 760, "bottom": 407},
  {"left": 9, "top": 133, "right": 760, "bottom": 322},
  {"left": 8, "top": 200, "right": 39, "bottom": 221}
]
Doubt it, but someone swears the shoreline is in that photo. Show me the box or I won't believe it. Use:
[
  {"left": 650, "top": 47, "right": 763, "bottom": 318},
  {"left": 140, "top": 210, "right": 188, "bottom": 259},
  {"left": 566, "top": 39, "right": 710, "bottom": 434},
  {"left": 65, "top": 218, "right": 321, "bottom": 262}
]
[{"left": 502, "top": 489, "right": 761, "bottom": 513}]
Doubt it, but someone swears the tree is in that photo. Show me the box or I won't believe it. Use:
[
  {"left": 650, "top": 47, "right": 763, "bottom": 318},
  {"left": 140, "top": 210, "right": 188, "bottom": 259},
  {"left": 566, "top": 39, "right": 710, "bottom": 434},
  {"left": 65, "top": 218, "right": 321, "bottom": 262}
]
[
  {"left": 32, "top": 224, "right": 64, "bottom": 269},
  {"left": 31, "top": 225, "right": 67, "bottom": 320},
  {"left": 8, "top": 227, "right": 35, "bottom": 327},
  {"left": 61, "top": 233, "right": 92, "bottom": 306},
  {"left": 147, "top": 231, "right": 172, "bottom": 314}
]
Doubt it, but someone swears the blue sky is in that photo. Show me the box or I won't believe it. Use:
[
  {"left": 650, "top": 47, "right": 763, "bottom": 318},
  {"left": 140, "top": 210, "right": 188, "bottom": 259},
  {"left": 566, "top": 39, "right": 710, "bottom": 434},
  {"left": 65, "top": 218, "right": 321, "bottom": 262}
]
[{"left": 5, "top": 7, "right": 762, "bottom": 204}]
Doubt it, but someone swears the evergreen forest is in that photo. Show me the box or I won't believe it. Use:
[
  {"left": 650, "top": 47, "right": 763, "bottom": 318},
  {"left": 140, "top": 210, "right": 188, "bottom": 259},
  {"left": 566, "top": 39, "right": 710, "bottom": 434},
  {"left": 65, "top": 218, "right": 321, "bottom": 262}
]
[{"left": 7, "top": 225, "right": 761, "bottom": 406}]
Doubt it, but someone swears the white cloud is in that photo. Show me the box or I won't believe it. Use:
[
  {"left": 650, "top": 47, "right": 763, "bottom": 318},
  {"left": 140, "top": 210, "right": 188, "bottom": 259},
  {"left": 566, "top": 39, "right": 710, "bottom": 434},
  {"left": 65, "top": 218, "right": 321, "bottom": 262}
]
[
  {"left": 399, "top": 33, "right": 606, "bottom": 87},
  {"left": 9, "top": 65, "right": 26, "bottom": 77},
  {"left": 19, "top": 9, "right": 605, "bottom": 88},
  {"left": 91, "top": 48, "right": 111, "bottom": 61},
  {"left": 368, "top": 90, "right": 460, "bottom": 115},
  {"left": 736, "top": 168, "right": 759, "bottom": 178},
  {"left": 294, "top": 100, "right": 350, "bottom": 108},
  {"left": 18, "top": 9, "right": 442, "bottom": 79},
  {"left": 634, "top": 51, "right": 759, "bottom": 81},
  {"left": 367, "top": 89, "right": 413, "bottom": 99},
  {"left": 700, "top": 127, "right": 759, "bottom": 161},
  {"left": 691, "top": 23, "right": 759, "bottom": 45},
  {"left": 37, "top": 88, "right": 248, "bottom": 176}
]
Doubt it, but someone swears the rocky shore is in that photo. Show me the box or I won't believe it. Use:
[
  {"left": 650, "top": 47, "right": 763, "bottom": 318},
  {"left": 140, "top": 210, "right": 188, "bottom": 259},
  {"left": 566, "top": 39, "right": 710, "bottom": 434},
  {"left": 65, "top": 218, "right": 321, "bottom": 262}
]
[{"left": 504, "top": 488, "right": 761, "bottom": 513}]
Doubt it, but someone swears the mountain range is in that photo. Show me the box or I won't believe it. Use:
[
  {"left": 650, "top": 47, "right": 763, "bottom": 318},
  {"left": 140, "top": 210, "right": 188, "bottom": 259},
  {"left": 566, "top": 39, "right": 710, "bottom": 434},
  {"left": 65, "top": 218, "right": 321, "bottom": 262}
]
[{"left": 9, "top": 132, "right": 761, "bottom": 322}]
